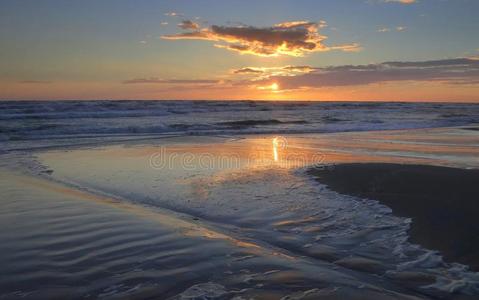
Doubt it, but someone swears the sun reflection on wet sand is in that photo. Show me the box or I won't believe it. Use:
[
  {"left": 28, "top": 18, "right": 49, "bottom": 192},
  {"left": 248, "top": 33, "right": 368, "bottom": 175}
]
[
  {"left": 22, "top": 126, "right": 479, "bottom": 298},
  {"left": 272, "top": 137, "right": 280, "bottom": 162}
]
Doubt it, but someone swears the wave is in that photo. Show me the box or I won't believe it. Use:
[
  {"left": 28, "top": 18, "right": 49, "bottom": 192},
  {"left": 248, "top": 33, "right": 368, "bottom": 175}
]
[{"left": 1, "top": 100, "right": 479, "bottom": 151}]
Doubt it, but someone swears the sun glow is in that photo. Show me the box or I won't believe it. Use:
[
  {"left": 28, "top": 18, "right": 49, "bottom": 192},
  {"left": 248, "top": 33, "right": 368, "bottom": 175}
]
[
  {"left": 272, "top": 137, "right": 279, "bottom": 162},
  {"left": 272, "top": 136, "right": 288, "bottom": 162},
  {"left": 257, "top": 82, "right": 280, "bottom": 92}
]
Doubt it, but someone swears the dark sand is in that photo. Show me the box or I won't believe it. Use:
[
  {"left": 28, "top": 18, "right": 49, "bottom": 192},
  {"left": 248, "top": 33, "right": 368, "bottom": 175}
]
[{"left": 308, "top": 163, "right": 479, "bottom": 271}]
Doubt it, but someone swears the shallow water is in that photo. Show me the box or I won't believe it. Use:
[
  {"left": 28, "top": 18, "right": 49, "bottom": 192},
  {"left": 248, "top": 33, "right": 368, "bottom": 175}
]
[
  {"left": 0, "top": 171, "right": 432, "bottom": 300},
  {"left": 4, "top": 127, "right": 472, "bottom": 298}
]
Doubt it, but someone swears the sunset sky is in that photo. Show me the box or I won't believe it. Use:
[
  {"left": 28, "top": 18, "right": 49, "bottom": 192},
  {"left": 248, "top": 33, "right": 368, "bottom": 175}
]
[{"left": 1, "top": 0, "right": 478, "bottom": 101}]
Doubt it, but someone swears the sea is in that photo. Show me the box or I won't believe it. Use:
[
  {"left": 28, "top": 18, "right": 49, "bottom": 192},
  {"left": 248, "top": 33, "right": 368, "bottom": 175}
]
[
  {"left": 1, "top": 100, "right": 479, "bottom": 299},
  {"left": 1, "top": 100, "right": 479, "bottom": 151}
]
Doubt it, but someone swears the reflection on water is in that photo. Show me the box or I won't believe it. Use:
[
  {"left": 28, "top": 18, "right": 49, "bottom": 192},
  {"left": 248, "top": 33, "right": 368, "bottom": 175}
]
[
  {"left": 272, "top": 136, "right": 288, "bottom": 163},
  {"left": 4, "top": 127, "right": 479, "bottom": 298},
  {"left": 273, "top": 137, "right": 279, "bottom": 162}
]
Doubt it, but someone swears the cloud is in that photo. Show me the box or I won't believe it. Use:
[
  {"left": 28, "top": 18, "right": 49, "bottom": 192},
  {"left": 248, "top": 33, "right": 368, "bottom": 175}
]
[
  {"left": 377, "top": 26, "right": 407, "bottom": 32},
  {"left": 162, "top": 20, "right": 360, "bottom": 57},
  {"left": 233, "top": 67, "right": 265, "bottom": 74},
  {"left": 377, "top": 28, "right": 391, "bottom": 32},
  {"left": 164, "top": 12, "right": 183, "bottom": 17},
  {"left": 381, "top": 0, "right": 416, "bottom": 4},
  {"left": 239, "top": 58, "right": 479, "bottom": 90},
  {"left": 124, "top": 58, "right": 479, "bottom": 92},
  {"left": 282, "top": 65, "right": 315, "bottom": 73},
  {"left": 232, "top": 65, "right": 315, "bottom": 76},
  {"left": 123, "top": 78, "right": 218, "bottom": 84},
  {"left": 18, "top": 80, "right": 52, "bottom": 84},
  {"left": 178, "top": 20, "right": 200, "bottom": 30}
]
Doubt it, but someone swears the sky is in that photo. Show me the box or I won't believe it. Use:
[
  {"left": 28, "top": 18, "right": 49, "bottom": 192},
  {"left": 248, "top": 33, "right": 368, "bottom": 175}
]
[{"left": 0, "top": 0, "right": 478, "bottom": 101}]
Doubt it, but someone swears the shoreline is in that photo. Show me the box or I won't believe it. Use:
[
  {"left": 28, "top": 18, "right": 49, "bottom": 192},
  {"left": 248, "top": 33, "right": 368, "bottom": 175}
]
[
  {"left": 1, "top": 168, "right": 436, "bottom": 300},
  {"left": 3, "top": 127, "right": 479, "bottom": 298},
  {"left": 308, "top": 163, "right": 479, "bottom": 271}
]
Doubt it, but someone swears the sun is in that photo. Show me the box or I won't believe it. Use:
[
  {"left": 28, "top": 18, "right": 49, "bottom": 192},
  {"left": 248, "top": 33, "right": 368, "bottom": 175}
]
[{"left": 257, "top": 82, "right": 280, "bottom": 92}]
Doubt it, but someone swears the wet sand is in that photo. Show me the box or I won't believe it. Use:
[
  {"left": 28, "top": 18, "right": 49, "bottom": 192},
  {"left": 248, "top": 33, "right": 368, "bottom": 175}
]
[
  {"left": 0, "top": 170, "right": 432, "bottom": 300},
  {"left": 2, "top": 127, "right": 479, "bottom": 299},
  {"left": 309, "top": 163, "right": 479, "bottom": 271}
]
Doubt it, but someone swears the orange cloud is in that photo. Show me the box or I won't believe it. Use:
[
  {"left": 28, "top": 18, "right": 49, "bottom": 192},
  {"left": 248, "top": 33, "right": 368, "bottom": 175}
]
[
  {"left": 162, "top": 21, "right": 360, "bottom": 57},
  {"left": 282, "top": 65, "right": 315, "bottom": 73},
  {"left": 232, "top": 65, "right": 315, "bottom": 76}
]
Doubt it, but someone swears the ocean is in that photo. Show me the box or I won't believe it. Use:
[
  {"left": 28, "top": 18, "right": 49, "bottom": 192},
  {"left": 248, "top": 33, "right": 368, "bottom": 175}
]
[
  {"left": 1, "top": 100, "right": 479, "bottom": 151},
  {"left": 1, "top": 100, "right": 479, "bottom": 299}
]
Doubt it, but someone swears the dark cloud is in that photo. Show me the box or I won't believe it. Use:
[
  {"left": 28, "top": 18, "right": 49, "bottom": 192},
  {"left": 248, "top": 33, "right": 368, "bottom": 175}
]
[
  {"left": 282, "top": 65, "right": 315, "bottom": 73},
  {"left": 383, "top": 58, "right": 479, "bottom": 68},
  {"left": 162, "top": 21, "right": 360, "bottom": 57},
  {"left": 233, "top": 68, "right": 264, "bottom": 74},
  {"left": 178, "top": 20, "right": 200, "bottom": 30},
  {"left": 244, "top": 58, "right": 479, "bottom": 89}
]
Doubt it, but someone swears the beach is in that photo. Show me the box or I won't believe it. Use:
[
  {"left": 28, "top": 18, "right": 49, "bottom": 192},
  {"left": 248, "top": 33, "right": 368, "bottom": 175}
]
[
  {"left": 1, "top": 101, "right": 479, "bottom": 299},
  {"left": 3, "top": 0, "right": 479, "bottom": 298}
]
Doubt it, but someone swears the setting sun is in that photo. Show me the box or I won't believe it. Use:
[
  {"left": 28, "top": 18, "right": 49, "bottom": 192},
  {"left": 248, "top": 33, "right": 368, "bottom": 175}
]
[{"left": 257, "top": 82, "right": 280, "bottom": 92}]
